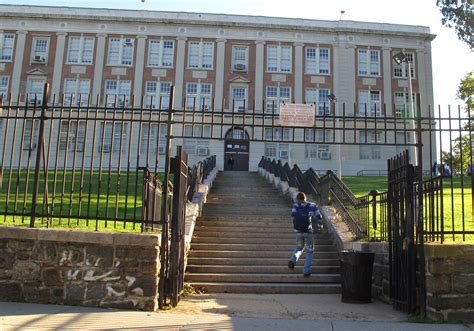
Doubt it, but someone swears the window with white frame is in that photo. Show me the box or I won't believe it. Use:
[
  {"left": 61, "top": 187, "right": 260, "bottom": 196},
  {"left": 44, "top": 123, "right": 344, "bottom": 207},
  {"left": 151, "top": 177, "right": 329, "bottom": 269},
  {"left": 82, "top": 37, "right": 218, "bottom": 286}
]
[
  {"left": 267, "top": 45, "right": 291, "bottom": 73},
  {"left": 59, "top": 120, "right": 86, "bottom": 151},
  {"left": 279, "top": 143, "right": 289, "bottom": 158},
  {"left": 231, "top": 86, "right": 247, "bottom": 112},
  {"left": 358, "top": 90, "right": 381, "bottom": 116},
  {"left": 316, "top": 129, "right": 333, "bottom": 143},
  {"left": 140, "top": 123, "right": 167, "bottom": 155},
  {"left": 395, "top": 131, "right": 412, "bottom": 156},
  {"left": 187, "top": 41, "right": 214, "bottom": 69},
  {"left": 67, "top": 36, "right": 94, "bottom": 64},
  {"left": 305, "top": 47, "right": 330, "bottom": 75},
  {"left": 0, "top": 76, "right": 9, "bottom": 99},
  {"left": 31, "top": 37, "right": 49, "bottom": 63},
  {"left": 305, "top": 144, "right": 318, "bottom": 158},
  {"left": 265, "top": 86, "right": 291, "bottom": 113},
  {"left": 359, "top": 130, "right": 382, "bottom": 159},
  {"left": 27, "top": 78, "right": 46, "bottom": 104},
  {"left": 183, "top": 139, "right": 196, "bottom": 154},
  {"left": 0, "top": 34, "right": 14, "bottom": 62},
  {"left": 232, "top": 46, "right": 248, "bottom": 71},
  {"left": 145, "top": 81, "right": 171, "bottom": 109},
  {"left": 107, "top": 38, "right": 134, "bottom": 66},
  {"left": 148, "top": 40, "right": 174, "bottom": 67},
  {"left": 185, "top": 83, "right": 212, "bottom": 111},
  {"left": 305, "top": 88, "right": 331, "bottom": 115},
  {"left": 183, "top": 124, "right": 193, "bottom": 137},
  {"left": 63, "top": 79, "right": 90, "bottom": 106},
  {"left": 264, "top": 127, "right": 290, "bottom": 141},
  {"left": 98, "top": 122, "right": 128, "bottom": 153},
  {"left": 394, "top": 91, "right": 409, "bottom": 118},
  {"left": 358, "top": 49, "right": 380, "bottom": 76},
  {"left": 393, "top": 52, "right": 415, "bottom": 78},
  {"left": 264, "top": 143, "right": 277, "bottom": 157},
  {"left": 105, "top": 80, "right": 131, "bottom": 107},
  {"left": 193, "top": 124, "right": 212, "bottom": 138},
  {"left": 23, "top": 120, "right": 39, "bottom": 150}
]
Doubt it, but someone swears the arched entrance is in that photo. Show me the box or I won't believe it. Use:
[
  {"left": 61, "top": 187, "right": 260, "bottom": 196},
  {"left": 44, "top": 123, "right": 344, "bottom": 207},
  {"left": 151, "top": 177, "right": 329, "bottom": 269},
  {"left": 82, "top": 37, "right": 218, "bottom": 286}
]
[{"left": 224, "top": 127, "right": 250, "bottom": 171}]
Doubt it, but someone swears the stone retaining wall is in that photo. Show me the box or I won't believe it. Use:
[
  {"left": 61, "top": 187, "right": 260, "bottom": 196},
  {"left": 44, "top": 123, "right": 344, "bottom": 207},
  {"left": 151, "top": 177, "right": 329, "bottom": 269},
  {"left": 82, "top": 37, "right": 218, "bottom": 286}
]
[
  {"left": 425, "top": 244, "right": 474, "bottom": 323},
  {"left": 0, "top": 227, "right": 160, "bottom": 310}
]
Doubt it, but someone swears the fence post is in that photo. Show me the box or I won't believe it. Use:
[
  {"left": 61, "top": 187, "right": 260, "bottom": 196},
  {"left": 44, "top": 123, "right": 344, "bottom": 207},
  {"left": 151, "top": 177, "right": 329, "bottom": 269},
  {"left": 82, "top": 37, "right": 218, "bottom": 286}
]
[
  {"left": 30, "top": 83, "right": 49, "bottom": 228},
  {"left": 370, "top": 190, "right": 378, "bottom": 235}
]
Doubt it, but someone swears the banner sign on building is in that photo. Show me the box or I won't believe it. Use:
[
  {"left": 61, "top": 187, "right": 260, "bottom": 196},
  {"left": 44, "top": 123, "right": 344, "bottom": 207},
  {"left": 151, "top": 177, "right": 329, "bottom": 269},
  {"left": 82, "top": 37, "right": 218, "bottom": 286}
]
[{"left": 279, "top": 103, "right": 315, "bottom": 127}]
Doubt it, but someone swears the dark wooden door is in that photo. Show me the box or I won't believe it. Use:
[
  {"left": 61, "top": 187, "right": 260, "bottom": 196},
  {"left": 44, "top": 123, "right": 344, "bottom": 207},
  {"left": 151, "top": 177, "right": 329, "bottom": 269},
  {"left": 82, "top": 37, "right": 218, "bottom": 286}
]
[{"left": 224, "top": 140, "right": 249, "bottom": 171}]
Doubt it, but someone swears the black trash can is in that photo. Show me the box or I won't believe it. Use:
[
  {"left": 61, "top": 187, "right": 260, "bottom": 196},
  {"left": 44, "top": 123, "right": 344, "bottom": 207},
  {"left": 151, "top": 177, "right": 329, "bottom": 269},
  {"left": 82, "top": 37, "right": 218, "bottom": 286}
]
[{"left": 339, "top": 250, "right": 375, "bottom": 303}]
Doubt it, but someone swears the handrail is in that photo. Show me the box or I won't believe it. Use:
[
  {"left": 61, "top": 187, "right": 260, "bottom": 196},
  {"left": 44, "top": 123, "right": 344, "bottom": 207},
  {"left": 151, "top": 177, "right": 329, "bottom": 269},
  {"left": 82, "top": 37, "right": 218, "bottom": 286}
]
[
  {"left": 258, "top": 156, "right": 388, "bottom": 240},
  {"left": 187, "top": 155, "right": 216, "bottom": 201}
]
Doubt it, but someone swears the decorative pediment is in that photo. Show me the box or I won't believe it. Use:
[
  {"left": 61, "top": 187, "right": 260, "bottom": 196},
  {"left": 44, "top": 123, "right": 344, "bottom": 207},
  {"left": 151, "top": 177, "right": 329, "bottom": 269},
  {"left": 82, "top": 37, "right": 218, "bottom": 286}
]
[
  {"left": 229, "top": 75, "right": 251, "bottom": 84},
  {"left": 26, "top": 68, "right": 48, "bottom": 76}
]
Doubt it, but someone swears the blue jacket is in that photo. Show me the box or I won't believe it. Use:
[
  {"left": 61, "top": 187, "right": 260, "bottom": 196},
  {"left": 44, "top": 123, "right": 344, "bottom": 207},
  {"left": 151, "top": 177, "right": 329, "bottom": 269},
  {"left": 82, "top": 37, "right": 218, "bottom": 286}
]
[{"left": 291, "top": 201, "right": 321, "bottom": 232}]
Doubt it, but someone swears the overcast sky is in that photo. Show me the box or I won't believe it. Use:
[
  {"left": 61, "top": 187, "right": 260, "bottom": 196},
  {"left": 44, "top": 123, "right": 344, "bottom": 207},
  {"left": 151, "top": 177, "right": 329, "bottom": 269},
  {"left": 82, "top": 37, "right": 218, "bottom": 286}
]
[{"left": 1, "top": 0, "right": 473, "bottom": 110}]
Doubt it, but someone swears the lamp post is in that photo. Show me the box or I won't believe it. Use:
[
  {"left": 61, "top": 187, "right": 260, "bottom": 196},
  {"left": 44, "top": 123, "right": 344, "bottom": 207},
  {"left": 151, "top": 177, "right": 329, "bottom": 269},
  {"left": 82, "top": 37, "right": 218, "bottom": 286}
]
[
  {"left": 393, "top": 51, "right": 418, "bottom": 166},
  {"left": 328, "top": 93, "right": 342, "bottom": 177}
]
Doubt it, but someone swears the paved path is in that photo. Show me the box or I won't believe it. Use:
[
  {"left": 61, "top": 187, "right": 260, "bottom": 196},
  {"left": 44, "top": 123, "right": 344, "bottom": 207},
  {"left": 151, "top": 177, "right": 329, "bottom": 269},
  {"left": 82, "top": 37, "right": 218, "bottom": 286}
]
[{"left": 1, "top": 294, "right": 473, "bottom": 330}]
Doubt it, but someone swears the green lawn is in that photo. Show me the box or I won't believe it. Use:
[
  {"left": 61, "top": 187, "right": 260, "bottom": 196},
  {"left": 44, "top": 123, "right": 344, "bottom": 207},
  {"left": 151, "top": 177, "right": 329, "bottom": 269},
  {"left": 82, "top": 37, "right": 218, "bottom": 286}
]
[
  {"left": 342, "top": 176, "right": 473, "bottom": 243},
  {"left": 0, "top": 169, "right": 168, "bottom": 233}
]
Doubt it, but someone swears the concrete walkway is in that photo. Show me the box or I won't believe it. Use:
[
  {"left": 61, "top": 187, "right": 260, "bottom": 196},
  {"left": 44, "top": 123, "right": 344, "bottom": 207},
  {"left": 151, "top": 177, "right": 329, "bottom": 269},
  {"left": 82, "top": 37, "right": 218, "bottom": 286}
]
[{"left": 1, "top": 294, "right": 473, "bottom": 330}]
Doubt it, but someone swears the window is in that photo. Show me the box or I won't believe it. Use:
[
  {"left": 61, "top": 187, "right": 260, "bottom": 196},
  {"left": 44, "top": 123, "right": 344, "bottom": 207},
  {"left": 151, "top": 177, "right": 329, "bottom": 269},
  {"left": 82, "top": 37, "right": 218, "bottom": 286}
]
[
  {"left": 193, "top": 124, "right": 212, "bottom": 138},
  {"left": 393, "top": 52, "right": 415, "bottom": 78},
  {"left": 185, "top": 83, "right": 212, "bottom": 111},
  {"left": 359, "top": 130, "right": 382, "bottom": 159},
  {"left": 358, "top": 49, "right": 380, "bottom": 76},
  {"left": 27, "top": 78, "right": 46, "bottom": 105},
  {"left": 358, "top": 90, "right": 381, "bottom": 116},
  {"left": 266, "top": 86, "right": 291, "bottom": 113},
  {"left": 105, "top": 80, "right": 131, "bottom": 107},
  {"left": 183, "top": 124, "right": 193, "bottom": 137},
  {"left": 145, "top": 81, "right": 171, "bottom": 109},
  {"left": 59, "top": 121, "right": 86, "bottom": 151},
  {"left": 188, "top": 41, "right": 214, "bottom": 69},
  {"left": 264, "top": 143, "right": 277, "bottom": 157},
  {"left": 31, "top": 37, "right": 49, "bottom": 63},
  {"left": 267, "top": 45, "right": 291, "bottom": 72},
  {"left": 305, "top": 88, "right": 331, "bottom": 115},
  {"left": 231, "top": 86, "right": 247, "bottom": 112},
  {"left": 395, "top": 131, "right": 411, "bottom": 156},
  {"left": 232, "top": 46, "right": 248, "bottom": 71},
  {"left": 264, "top": 127, "right": 290, "bottom": 141},
  {"left": 107, "top": 38, "right": 134, "bottom": 66},
  {"left": 23, "top": 120, "right": 39, "bottom": 150},
  {"left": 98, "top": 122, "right": 128, "bottom": 153},
  {"left": 0, "top": 76, "right": 9, "bottom": 99},
  {"left": 148, "top": 40, "right": 174, "bottom": 67},
  {"left": 305, "top": 47, "right": 330, "bottom": 75},
  {"left": 0, "top": 34, "right": 14, "bottom": 62},
  {"left": 67, "top": 36, "right": 94, "bottom": 64},
  {"left": 183, "top": 139, "right": 196, "bottom": 154},
  {"left": 140, "top": 123, "right": 167, "bottom": 155},
  {"left": 63, "top": 79, "right": 90, "bottom": 106}
]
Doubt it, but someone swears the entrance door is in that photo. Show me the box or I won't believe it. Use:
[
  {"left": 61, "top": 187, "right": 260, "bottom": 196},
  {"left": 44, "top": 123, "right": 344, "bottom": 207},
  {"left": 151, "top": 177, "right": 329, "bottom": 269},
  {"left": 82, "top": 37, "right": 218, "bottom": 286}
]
[{"left": 224, "top": 127, "right": 249, "bottom": 171}]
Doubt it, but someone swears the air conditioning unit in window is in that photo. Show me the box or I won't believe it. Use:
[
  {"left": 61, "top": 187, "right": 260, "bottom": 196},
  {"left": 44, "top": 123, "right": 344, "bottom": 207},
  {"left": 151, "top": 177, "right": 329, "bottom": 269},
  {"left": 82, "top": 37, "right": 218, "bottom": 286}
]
[
  {"left": 123, "top": 38, "right": 134, "bottom": 46},
  {"left": 158, "top": 145, "right": 166, "bottom": 154},
  {"left": 196, "top": 147, "right": 209, "bottom": 156},
  {"left": 236, "top": 106, "right": 245, "bottom": 112},
  {"left": 234, "top": 63, "right": 246, "bottom": 71},
  {"left": 33, "top": 55, "right": 46, "bottom": 63},
  {"left": 102, "top": 144, "right": 111, "bottom": 153},
  {"left": 318, "top": 151, "right": 331, "bottom": 160},
  {"left": 279, "top": 150, "right": 289, "bottom": 158}
]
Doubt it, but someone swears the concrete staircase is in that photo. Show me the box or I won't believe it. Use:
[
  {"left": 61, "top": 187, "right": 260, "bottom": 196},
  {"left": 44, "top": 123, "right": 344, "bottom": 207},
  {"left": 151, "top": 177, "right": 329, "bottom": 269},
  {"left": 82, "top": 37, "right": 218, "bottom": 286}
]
[{"left": 185, "top": 171, "right": 341, "bottom": 294}]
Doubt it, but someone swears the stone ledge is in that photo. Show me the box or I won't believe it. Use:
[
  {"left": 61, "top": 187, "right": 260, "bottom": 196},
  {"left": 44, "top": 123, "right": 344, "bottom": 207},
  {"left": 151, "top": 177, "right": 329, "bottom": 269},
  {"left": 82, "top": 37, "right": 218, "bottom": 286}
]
[
  {"left": 0, "top": 226, "right": 39, "bottom": 240},
  {"left": 424, "top": 244, "right": 474, "bottom": 259}
]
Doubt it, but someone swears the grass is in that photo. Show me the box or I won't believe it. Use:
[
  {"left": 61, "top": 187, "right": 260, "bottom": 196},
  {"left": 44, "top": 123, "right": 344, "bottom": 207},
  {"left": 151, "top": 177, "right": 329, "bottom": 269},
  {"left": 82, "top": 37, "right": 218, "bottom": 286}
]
[
  {"left": 341, "top": 175, "right": 473, "bottom": 243},
  {"left": 0, "top": 169, "right": 169, "bottom": 233}
]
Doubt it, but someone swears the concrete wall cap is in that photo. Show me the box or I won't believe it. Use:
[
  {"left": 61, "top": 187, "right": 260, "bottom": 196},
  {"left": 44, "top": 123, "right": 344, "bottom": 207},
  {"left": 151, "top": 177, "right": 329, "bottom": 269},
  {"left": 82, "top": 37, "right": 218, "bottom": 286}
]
[{"left": 0, "top": 226, "right": 39, "bottom": 240}]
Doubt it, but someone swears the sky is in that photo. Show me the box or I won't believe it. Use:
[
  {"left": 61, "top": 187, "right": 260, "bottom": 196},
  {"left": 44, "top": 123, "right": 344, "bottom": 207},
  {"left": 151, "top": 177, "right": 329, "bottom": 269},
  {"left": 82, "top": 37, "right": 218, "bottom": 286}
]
[{"left": 1, "top": 0, "right": 472, "bottom": 110}]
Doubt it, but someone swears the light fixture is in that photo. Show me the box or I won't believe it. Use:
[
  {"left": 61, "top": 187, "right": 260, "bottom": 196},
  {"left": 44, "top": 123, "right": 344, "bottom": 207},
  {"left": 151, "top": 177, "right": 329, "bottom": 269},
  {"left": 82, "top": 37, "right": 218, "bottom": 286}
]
[{"left": 392, "top": 51, "right": 407, "bottom": 65}]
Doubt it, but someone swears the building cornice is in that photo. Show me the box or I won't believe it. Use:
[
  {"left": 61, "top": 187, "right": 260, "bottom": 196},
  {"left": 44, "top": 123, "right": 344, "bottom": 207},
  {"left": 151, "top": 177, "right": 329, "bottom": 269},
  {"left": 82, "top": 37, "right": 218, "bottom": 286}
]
[{"left": 0, "top": 4, "right": 436, "bottom": 40}]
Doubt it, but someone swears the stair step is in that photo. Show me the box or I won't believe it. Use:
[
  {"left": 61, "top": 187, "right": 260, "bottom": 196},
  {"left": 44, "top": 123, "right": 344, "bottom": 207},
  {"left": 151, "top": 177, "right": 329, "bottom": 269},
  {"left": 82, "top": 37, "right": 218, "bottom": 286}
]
[
  {"left": 190, "top": 243, "right": 338, "bottom": 251},
  {"left": 186, "top": 282, "right": 341, "bottom": 294},
  {"left": 191, "top": 236, "right": 334, "bottom": 245},
  {"left": 192, "top": 231, "right": 332, "bottom": 239},
  {"left": 187, "top": 257, "right": 340, "bottom": 266},
  {"left": 186, "top": 265, "right": 340, "bottom": 274},
  {"left": 188, "top": 250, "right": 339, "bottom": 259},
  {"left": 185, "top": 273, "right": 341, "bottom": 283}
]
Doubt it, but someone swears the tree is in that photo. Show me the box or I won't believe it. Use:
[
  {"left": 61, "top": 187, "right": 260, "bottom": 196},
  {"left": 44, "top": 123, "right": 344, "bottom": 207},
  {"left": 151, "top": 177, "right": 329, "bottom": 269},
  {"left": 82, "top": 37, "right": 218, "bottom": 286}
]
[
  {"left": 457, "top": 71, "right": 474, "bottom": 111},
  {"left": 441, "top": 135, "right": 472, "bottom": 175},
  {"left": 436, "top": 0, "right": 474, "bottom": 50}
]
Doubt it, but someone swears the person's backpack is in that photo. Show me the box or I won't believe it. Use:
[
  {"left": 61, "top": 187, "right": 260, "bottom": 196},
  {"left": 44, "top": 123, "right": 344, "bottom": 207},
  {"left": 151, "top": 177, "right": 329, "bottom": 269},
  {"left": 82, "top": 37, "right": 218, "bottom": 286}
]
[{"left": 293, "top": 203, "right": 312, "bottom": 232}]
